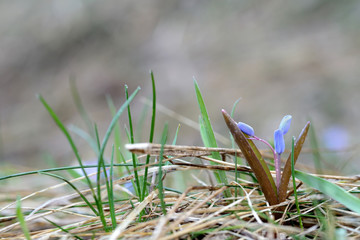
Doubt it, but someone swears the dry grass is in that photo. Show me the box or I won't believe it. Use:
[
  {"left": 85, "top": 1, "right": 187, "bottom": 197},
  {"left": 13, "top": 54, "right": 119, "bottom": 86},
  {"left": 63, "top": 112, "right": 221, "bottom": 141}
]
[{"left": 1, "top": 144, "right": 359, "bottom": 239}]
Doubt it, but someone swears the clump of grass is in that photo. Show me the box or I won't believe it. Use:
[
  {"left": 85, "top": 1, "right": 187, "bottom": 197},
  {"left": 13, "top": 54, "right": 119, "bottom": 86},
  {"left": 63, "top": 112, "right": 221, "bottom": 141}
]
[{"left": 0, "top": 74, "right": 359, "bottom": 239}]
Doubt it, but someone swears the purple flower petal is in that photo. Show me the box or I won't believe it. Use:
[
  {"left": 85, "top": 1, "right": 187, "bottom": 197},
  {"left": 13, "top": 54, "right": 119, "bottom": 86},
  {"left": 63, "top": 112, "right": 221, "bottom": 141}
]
[
  {"left": 237, "top": 122, "right": 255, "bottom": 136},
  {"left": 274, "top": 129, "right": 285, "bottom": 154},
  {"left": 279, "top": 115, "right": 292, "bottom": 135}
]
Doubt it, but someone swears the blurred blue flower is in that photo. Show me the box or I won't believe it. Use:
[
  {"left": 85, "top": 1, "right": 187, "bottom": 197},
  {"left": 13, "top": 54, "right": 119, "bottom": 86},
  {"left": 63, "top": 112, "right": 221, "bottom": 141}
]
[
  {"left": 75, "top": 159, "right": 135, "bottom": 193},
  {"left": 279, "top": 115, "right": 292, "bottom": 135},
  {"left": 237, "top": 122, "right": 255, "bottom": 136},
  {"left": 323, "top": 125, "right": 349, "bottom": 151}
]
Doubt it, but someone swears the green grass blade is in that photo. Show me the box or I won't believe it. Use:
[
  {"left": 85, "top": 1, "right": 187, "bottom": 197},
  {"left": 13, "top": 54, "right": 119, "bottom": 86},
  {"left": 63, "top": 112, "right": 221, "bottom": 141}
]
[
  {"left": 107, "top": 96, "right": 134, "bottom": 177},
  {"left": 125, "top": 85, "right": 142, "bottom": 199},
  {"left": 309, "top": 122, "right": 323, "bottom": 174},
  {"left": 295, "top": 170, "right": 360, "bottom": 214},
  {"left": 0, "top": 163, "right": 141, "bottom": 182},
  {"left": 94, "top": 124, "right": 104, "bottom": 191},
  {"left": 65, "top": 168, "right": 84, "bottom": 184},
  {"left": 99, "top": 86, "right": 140, "bottom": 163},
  {"left": 69, "top": 124, "right": 99, "bottom": 154},
  {"left": 118, "top": 151, "right": 131, "bottom": 175},
  {"left": 41, "top": 153, "right": 75, "bottom": 181},
  {"left": 142, "top": 70, "right": 157, "bottom": 200},
  {"left": 65, "top": 122, "right": 102, "bottom": 183},
  {"left": 38, "top": 95, "right": 96, "bottom": 197},
  {"left": 39, "top": 172, "right": 98, "bottom": 215},
  {"left": 172, "top": 124, "right": 181, "bottom": 145},
  {"left": 171, "top": 124, "right": 185, "bottom": 190},
  {"left": 16, "top": 197, "right": 32, "bottom": 240},
  {"left": 90, "top": 86, "right": 140, "bottom": 208},
  {"left": 106, "top": 95, "right": 124, "bottom": 175},
  {"left": 199, "top": 116, "right": 210, "bottom": 147},
  {"left": 45, "top": 218, "right": 83, "bottom": 240},
  {"left": 222, "top": 109, "right": 278, "bottom": 205},
  {"left": 69, "top": 77, "right": 93, "bottom": 136},
  {"left": 93, "top": 124, "right": 108, "bottom": 230},
  {"left": 230, "top": 98, "right": 241, "bottom": 117},
  {"left": 194, "top": 79, "right": 228, "bottom": 188},
  {"left": 291, "top": 136, "right": 303, "bottom": 229},
  {"left": 158, "top": 123, "right": 168, "bottom": 215},
  {"left": 279, "top": 121, "right": 310, "bottom": 202},
  {"left": 108, "top": 145, "right": 117, "bottom": 229}
]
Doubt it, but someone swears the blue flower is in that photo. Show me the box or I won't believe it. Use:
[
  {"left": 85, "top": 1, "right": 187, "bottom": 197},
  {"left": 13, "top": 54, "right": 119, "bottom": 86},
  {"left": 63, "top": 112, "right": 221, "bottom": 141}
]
[
  {"left": 274, "top": 115, "right": 292, "bottom": 154},
  {"left": 279, "top": 115, "right": 292, "bottom": 135},
  {"left": 236, "top": 115, "right": 292, "bottom": 190},
  {"left": 237, "top": 122, "right": 255, "bottom": 136},
  {"left": 274, "top": 129, "right": 285, "bottom": 154}
]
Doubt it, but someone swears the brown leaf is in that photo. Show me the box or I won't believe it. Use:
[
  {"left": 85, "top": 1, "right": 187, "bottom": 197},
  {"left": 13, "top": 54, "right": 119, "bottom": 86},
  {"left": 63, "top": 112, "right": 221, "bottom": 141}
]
[
  {"left": 222, "top": 109, "right": 279, "bottom": 205},
  {"left": 278, "top": 121, "right": 310, "bottom": 202}
]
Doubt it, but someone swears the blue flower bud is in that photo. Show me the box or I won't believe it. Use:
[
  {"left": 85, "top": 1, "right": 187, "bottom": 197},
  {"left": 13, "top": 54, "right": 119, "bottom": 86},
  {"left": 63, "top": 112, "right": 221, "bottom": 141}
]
[
  {"left": 237, "top": 122, "right": 255, "bottom": 136},
  {"left": 274, "top": 129, "right": 285, "bottom": 154},
  {"left": 279, "top": 115, "right": 292, "bottom": 135}
]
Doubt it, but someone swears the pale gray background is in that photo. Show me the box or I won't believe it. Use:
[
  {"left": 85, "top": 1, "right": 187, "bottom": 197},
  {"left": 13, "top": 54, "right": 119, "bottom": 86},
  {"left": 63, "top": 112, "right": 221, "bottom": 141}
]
[{"left": 1, "top": 0, "right": 359, "bottom": 174}]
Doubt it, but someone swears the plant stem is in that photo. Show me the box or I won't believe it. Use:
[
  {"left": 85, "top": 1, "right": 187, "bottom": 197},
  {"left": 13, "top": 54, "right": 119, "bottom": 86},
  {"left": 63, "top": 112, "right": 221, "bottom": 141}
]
[
  {"left": 275, "top": 153, "right": 281, "bottom": 192},
  {"left": 248, "top": 136, "right": 280, "bottom": 192},
  {"left": 248, "top": 136, "right": 277, "bottom": 161}
]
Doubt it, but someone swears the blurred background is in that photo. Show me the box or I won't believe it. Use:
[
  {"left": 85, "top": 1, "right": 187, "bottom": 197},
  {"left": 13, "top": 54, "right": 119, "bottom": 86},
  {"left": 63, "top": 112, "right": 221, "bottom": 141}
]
[{"left": 1, "top": 0, "right": 360, "bottom": 175}]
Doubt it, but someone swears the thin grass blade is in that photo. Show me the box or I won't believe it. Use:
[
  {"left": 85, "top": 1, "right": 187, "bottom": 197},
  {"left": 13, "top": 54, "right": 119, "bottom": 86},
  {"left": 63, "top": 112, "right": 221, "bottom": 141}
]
[
  {"left": 39, "top": 172, "right": 98, "bottom": 215},
  {"left": 16, "top": 197, "right": 32, "bottom": 240},
  {"left": 295, "top": 170, "right": 360, "bottom": 214},
  {"left": 69, "top": 125, "right": 99, "bottom": 154},
  {"left": 45, "top": 218, "right": 83, "bottom": 240},
  {"left": 194, "top": 79, "right": 229, "bottom": 189},
  {"left": 108, "top": 145, "right": 117, "bottom": 229},
  {"left": 69, "top": 78, "right": 93, "bottom": 135},
  {"left": 141, "top": 70, "right": 157, "bottom": 200},
  {"left": 222, "top": 109, "right": 278, "bottom": 205},
  {"left": 125, "top": 85, "right": 142, "bottom": 199},
  {"left": 158, "top": 123, "right": 168, "bottom": 215},
  {"left": 38, "top": 95, "right": 96, "bottom": 197},
  {"left": 106, "top": 96, "right": 124, "bottom": 175},
  {"left": 199, "top": 116, "right": 210, "bottom": 147},
  {"left": 309, "top": 122, "right": 323, "bottom": 174},
  {"left": 171, "top": 124, "right": 185, "bottom": 190},
  {"left": 172, "top": 124, "right": 181, "bottom": 145},
  {"left": 0, "top": 163, "right": 138, "bottom": 182},
  {"left": 94, "top": 124, "right": 108, "bottom": 230},
  {"left": 92, "top": 86, "right": 140, "bottom": 206},
  {"left": 99, "top": 86, "right": 140, "bottom": 164},
  {"left": 279, "top": 121, "right": 310, "bottom": 202}
]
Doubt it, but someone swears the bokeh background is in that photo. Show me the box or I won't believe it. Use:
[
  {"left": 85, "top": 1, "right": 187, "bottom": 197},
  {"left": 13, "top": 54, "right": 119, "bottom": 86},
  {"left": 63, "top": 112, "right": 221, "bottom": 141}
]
[{"left": 1, "top": 0, "right": 360, "bottom": 175}]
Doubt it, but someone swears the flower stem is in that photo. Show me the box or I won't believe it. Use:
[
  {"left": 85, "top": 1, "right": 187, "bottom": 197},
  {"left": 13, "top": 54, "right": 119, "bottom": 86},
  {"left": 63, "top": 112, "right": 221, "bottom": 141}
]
[
  {"left": 275, "top": 153, "right": 281, "bottom": 192},
  {"left": 248, "top": 136, "right": 281, "bottom": 192},
  {"left": 248, "top": 136, "right": 277, "bottom": 161}
]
